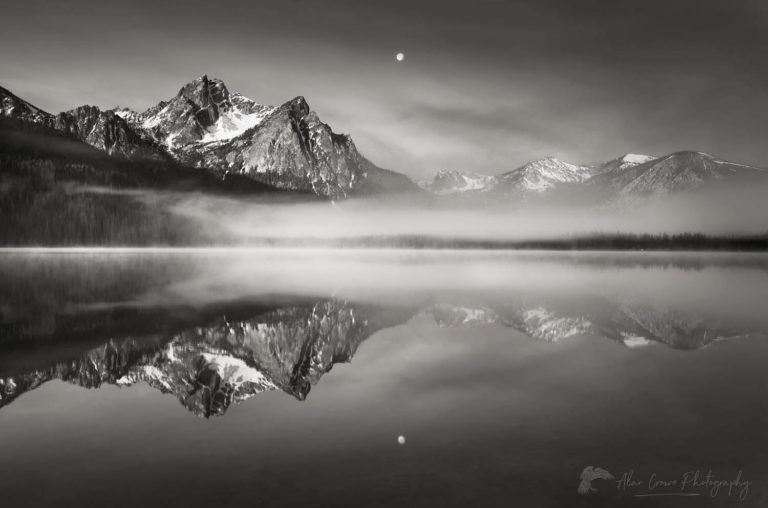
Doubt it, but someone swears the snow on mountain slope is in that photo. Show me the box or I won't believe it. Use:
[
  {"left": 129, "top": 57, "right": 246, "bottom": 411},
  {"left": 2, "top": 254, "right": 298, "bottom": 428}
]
[
  {"left": 620, "top": 153, "right": 656, "bottom": 167},
  {"left": 198, "top": 98, "right": 274, "bottom": 144},
  {"left": 595, "top": 153, "right": 657, "bottom": 174}
]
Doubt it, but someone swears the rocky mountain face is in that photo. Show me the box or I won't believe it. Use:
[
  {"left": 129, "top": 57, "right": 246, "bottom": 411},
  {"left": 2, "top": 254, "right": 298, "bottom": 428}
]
[
  {"left": 0, "top": 77, "right": 416, "bottom": 198},
  {"left": 1, "top": 86, "right": 166, "bottom": 160},
  {"left": 54, "top": 106, "right": 167, "bottom": 159},
  {"left": 423, "top": 152, "right": 767, "bottom": 206}
]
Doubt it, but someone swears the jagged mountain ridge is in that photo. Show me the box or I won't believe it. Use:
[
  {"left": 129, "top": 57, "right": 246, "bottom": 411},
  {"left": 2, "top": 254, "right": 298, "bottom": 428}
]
[
  {"left": 0, "top": 77, "right": 416, "bottom": 198},
  {"left": 1, "top": 85, "right": 165, "bottom": 159}
]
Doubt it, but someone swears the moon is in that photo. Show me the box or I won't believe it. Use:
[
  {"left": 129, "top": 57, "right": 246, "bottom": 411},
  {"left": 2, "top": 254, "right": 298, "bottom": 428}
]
[
  {"left": 397, "top": 435, "right": 406, "bottom": 444},
  {"left": 396, "top": 52, "right": 405, "bottom": 62}
]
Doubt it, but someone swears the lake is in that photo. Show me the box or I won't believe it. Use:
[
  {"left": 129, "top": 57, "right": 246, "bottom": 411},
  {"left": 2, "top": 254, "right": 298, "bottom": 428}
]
[{"left": 0, "top": 250, "right": 766, "bottom": 507}]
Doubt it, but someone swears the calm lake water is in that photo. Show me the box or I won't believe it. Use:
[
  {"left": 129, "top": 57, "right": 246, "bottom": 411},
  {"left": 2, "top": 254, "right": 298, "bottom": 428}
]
[{"left": 0, "top": 250, "right": 766, "bottom": 507}]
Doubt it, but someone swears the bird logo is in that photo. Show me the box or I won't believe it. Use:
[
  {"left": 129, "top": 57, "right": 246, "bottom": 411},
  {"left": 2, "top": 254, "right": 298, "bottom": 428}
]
[{"left": 578, "top": 466, "right": 614, "bottom": 494}]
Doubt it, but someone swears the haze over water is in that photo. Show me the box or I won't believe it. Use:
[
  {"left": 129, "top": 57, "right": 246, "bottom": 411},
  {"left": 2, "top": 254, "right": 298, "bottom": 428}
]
[{"left": 0, "top": 250, "right": 766, "bottom": 507}]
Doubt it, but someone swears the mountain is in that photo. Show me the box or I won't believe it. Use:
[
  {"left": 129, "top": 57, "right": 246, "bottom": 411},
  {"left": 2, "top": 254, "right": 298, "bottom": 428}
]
[
  {"left": 421, "top": 170, "right": 497, "bottom": 194},
  {"left": 0, "top": 85, "right": 50, "bottom": 124},
  {"left": 422, "top": 152, "right": 767, "bottom": 207},
  {"left": 113, "top": 75, "right": 276, "bottom": 150},
  {"left": 589, "top": 151, "right": 768, "bottom": 207},
  {"left": 54, "top": 105, "right": 167, "bottom": 159},
  {"left": 495, "top": 156, "right": 599, "bottom": 195},
  {"left": 0, "top": 77, "right": 416, "bottom": 198},
  {"left": 422, "top": 155, "right": 652, "bottom": 199}
]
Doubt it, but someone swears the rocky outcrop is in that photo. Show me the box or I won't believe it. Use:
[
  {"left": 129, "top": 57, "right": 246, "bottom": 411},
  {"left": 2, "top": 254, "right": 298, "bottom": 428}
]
[{"left": 54, "top": 105, "right": 166, "bottom": 159}]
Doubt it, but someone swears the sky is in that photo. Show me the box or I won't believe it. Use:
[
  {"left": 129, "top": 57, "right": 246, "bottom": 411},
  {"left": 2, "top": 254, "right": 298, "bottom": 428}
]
[{"left": 1, "top": 0, "right": 767, "bottom": 179}]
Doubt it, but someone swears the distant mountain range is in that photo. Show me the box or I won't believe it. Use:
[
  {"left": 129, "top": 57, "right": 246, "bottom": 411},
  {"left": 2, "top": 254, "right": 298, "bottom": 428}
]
[{"left": 422, "top": 152, "right": 767, "bottom": 206}]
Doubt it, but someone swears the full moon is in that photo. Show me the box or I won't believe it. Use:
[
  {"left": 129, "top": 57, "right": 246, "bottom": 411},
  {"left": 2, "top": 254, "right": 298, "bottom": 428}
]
[
  {"left": 397, "top": 435, "right": 406, "bottom": 444},
  {"left": 396, "top": 52, "right": 405, "bottom": 62}
]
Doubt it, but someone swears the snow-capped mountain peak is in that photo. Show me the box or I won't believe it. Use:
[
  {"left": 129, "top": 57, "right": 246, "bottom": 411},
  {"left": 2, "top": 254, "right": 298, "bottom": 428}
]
[
  {"left": 495, "top": 156, "right": 597, "bottom": 194},
  {"left": 115, "top": 75, "right": 276, "bottom": 150}
]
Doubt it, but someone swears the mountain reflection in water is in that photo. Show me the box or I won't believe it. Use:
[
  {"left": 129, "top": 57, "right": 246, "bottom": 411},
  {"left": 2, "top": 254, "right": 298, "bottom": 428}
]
[{"left": 1, "top": 250, "right": 766, "bottom": 418}]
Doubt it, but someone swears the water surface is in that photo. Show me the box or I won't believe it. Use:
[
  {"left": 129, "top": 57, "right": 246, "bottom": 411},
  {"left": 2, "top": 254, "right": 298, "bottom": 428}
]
[{"left": 0, "top": 250, "right": 766, "bottom": 507}]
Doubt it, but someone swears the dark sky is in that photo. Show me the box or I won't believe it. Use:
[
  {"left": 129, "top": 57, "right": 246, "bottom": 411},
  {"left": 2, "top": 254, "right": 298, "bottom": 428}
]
[{"left": 2, "top": 0, "right": 767, "bottom": 178}]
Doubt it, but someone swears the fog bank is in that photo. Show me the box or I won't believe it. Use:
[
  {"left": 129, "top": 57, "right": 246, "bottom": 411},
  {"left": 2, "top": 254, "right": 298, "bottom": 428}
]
[{"left": 161, "top": 183, "right": 768, "bottom": 243}]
